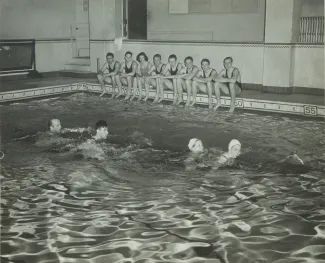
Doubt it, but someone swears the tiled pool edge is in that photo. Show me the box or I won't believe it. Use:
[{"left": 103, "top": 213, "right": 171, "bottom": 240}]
[
  {"left": 0, "top": 83, "right": 87, "bottom": 102},
  {"left": 0, "top": 82, "right": 324, "bottom": 118}
]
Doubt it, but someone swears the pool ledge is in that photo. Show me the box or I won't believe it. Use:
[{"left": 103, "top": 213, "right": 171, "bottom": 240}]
[{"left": 0, "top": 82, "right": 324, "bottom": 118}]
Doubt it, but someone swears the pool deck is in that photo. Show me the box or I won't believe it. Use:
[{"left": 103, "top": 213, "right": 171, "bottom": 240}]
[{"left": 0, "top": 76, "right": 324, "bottom": 118}]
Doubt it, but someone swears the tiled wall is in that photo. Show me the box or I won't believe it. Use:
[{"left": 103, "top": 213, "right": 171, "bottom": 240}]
[
  {"left": 35, "top": 40, "right": 73, "bottom": 72},
  {"left": 293, "top": 45, "right": 324, "bottom": 89}
]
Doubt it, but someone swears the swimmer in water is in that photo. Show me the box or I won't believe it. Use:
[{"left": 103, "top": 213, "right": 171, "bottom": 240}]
[
  {"left": 75, "top": 120, "right": 109, "bottom": 160},
  {"left": 184, "top": 138, "right": 208, "bottom": 171},
  {"left": 212, "top": 139, "right": 242, "bottom": 169},
  {"left": 48, "top": 118, "right": 62, "bottom": 135},
  {"left": 92, "top": 120, "right": 109, "bottom": 141}
]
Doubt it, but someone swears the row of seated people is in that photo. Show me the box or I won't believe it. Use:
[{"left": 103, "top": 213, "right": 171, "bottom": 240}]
[{"left": 97, "top": 51, "right": 242, "bottom": 113}]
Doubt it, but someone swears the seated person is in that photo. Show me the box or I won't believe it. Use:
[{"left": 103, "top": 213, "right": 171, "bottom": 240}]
[
  {"left": 160, "top": 54, "right": 184, "bottom": 105},
  {"left": 115, "top": 51, "right": 138, "bottom": 99},
  {"left": 97, "top": 52, "right": 120, "bottom": 98},
  {"left": 191, "top": 59, "right": 217, "bottom": 109},
  {"left": 146, "top": 54, "right": 166, "bottom": 103},
  {"left": 214, "top": 57, "right": 242, "bottom": 113},
  {"left": 176, "top": 56, "right": 199, "bottom": 106},
  {"left": 134, "top": 52, "right": 152, "bottom": 102}
]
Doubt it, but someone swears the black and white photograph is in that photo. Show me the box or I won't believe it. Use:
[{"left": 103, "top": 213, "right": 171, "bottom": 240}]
[{"left": 0, "top": 0, "right": 324, "bottom": 262}]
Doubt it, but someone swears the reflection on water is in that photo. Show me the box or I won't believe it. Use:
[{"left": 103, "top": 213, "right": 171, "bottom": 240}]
[{"left": 1, "top": 93, "right": 325, "bottom": 263}]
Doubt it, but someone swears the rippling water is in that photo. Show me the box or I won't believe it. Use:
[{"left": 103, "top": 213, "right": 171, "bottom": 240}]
[{"left": 1, "top": 93, "right": 325, "bottom": 263}]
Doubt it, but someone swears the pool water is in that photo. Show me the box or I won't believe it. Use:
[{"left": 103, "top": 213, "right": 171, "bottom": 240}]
[{"left": 1, "top": 93, "right": 325, "bottom": 263}]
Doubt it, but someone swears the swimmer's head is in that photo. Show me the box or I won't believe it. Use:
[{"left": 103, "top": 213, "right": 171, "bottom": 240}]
[
  {"left": 153, "top": 54, "right": 162, "bottom": 66},
  {"left": 95, "top": 120, "right": 108, "bottom": 140},
  {"left": 168, "top": 54, "right": 177, "bottom": 67},
  {"left": 48, "top": 119, "right": 61, "bottom": 134},
  {"left": 124, "top": 51, "right": 133, "bottom": 62},
  {"left": 228, "top": 139, "right": 241, "bottom": 158},
  {"left": 201, "top": 59, "right": 210, "bottom": 71},
  {"left": 106, "top": 52, "right": 114, "bottom": 63},
  {"left": 223, "top": 57, "right": 233, "bottom": 70},
  {"left": 184, "top": 56, "right": 193, "bottom": 69},
  {"left": 136, "top": 52, "right": 148, "bottom": 63},
  {"left": 188, "top": 138, "right": 204, "bottom": 153}
]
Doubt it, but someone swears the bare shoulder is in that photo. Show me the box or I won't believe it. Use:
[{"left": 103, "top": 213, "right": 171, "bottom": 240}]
[{"left": 219, "top": 68, "right": 226, "bottom": 74}]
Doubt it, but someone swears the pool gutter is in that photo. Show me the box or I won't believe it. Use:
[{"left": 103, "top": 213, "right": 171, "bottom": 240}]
[{"left": 0, "top": 82, "right": 324, "bottom": 118}]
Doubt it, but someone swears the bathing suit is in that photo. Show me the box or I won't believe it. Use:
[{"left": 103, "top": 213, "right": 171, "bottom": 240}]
[
  {"left": 202, "top": 69, "right": 216, "bottom": 82},
  {"left": 169, "top": 63, "right": 180, "bottom": 76},
  {"left": 125, "top": 62, "right": 136, "bottom": 77},
  {"left": 108, "top": 61, "right": 116, "bottom": 73},
  {"left": 219, "top": 154, "right": 234, "bottom": 166},
  {"left": 225, "top": 68, "right": 242, "bottom": 90},
  {"left": 154, "top": 64, "right": 163, "bottom": 75},
  {"left": 140, "top": 62, "right": 151, "bottom": 77},
  {"left": 186, "top": 66, "right": 195, "bottom": 74}
]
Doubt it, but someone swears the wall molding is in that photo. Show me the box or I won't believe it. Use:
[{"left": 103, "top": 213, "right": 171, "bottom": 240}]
[
  {"left": 89, "top": 39, "right": 324, "bottom": 48},
  {"left": 35, "top": 38, "right": 75, "bottom": 43},
  {"left": 148, "top": 30, "right": 214, "bottom": 41}
]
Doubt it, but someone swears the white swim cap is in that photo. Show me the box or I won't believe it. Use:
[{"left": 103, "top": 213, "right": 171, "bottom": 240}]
[
  {"left": 228, "top": 139, "right": 241, "bottom": 152},
  {"left": 188, "top": 138, "right": 201, "bottom": 150}
]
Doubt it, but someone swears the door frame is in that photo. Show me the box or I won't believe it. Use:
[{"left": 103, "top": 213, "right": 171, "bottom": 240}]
[{"left": 75, "top": 0, "right": 90, "bottom": 58}]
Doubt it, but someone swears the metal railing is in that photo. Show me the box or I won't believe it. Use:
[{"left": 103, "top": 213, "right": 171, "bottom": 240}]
[{"left": 299, "top": 16, "right": 324, "bottom": 43}]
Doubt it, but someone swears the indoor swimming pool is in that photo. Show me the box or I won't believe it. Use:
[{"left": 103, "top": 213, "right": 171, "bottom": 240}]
[{"left": 1, "top": 93, "right": 325, "bottom": 263}]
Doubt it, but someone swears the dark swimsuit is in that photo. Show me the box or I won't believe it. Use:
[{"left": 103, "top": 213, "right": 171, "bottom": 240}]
[
  {"left": 108, "top": 62, "right": 116, "bottom": 73},
  {"left": 169, "top": 63, "right": 180, "bottom": 76},
  {"left": 155, "top": 64, "right": 163, "bottom": 75},
  {"left": 203, "top": 69, "right": 216, "bottom": 82},
  {"left": 186, "top": 66, "right": 196, "bottom": 74},
  {"left": 203, "top": 69, "right": 212, "bottom": 78},
  {"left": 125, "top": 62, "right": 136, "bottom": 77},
  {"left": 225, "top": 68, "right": 242, "bottom": 90}
]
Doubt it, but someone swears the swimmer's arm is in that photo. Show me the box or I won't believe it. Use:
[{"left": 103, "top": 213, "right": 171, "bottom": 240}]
[
  {"left": 162, "top": 64, "right": 186, "bottom": 79},
  {"left": 118, "top": 63, "right": 126, "bottom": 76},
  {"left": 161, "top": 64, "right": 171, "bottom": 78},
  {"left": 125, "top": 62, "right": 137, "bottom": 77},
  {"left": 193, "top": 71, "right": 205, "bottom": 83},
  {"left": 136, "top": 64, "right": 142, "bottom": 77},
  {"left": 203, "top": 69, "right": 218, "bottom": 82},
  {"left": 143, "top": 62, "right": 153, "bottom": 79},
  {"left": 105, "top": 62, "right": 121, "bottom": 77},
  {"left": 147, "top": 65, "right": 156, "bottom": 76},
  {"left": 217, "top": 156, "right": 228, "bottom": 165},
  {"left": 224, "top": 68, "right": 239, "bottom": 83},
  {"left": 111, "top": 62, "right": 121, "bottom": 76},
  {"left": 98, "top": 62, "right": 108, "bottom": 74},
  {"left": 214, "top": 69, "right": 226, "bottom": 82},
  {"left": 217, "top": 69, "right": 239, "bottom": 83},
  {"left": 173, "top": 64, "right": 186, "bottom": 78},
  {"left": 184, "top": 66, "right": 199, "bottom": 80}
]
